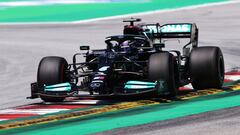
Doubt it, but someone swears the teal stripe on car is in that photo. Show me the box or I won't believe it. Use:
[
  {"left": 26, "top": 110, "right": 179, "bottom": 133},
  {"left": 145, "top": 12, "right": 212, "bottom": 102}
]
[
  {"left": 124, "top": 85, "right": 155, "bottom": 89},
  {"left": 44, "top": 83, "right": 71, "bottom": 92},
  {"left": 125, "top": 81, "right": 156, "bottom": 85}
]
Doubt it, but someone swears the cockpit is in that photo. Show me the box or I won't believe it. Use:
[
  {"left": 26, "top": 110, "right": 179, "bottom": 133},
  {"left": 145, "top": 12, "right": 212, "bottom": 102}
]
[{"left": 105, "top": 35, "right": 151, "bottom": 52}]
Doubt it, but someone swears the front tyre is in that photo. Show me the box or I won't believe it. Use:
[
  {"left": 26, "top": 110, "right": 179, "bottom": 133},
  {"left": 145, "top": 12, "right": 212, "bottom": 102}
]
[
  {"left": 148, "top": 52, "right": 178, "bottom": 96},
  {"left": 37, "top": 56, "right": 69, "bottom": 102},
  {"left": 190, "top": 46, "right": 225, "bottom": 90}
]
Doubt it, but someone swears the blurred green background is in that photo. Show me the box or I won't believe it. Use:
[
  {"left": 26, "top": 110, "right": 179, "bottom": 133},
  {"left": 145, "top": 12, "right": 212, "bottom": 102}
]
[{"left": 0, "top": 0, "right": 226, "bottom": 23}]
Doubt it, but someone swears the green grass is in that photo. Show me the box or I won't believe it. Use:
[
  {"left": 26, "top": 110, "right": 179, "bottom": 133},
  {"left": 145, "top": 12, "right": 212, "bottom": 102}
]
[{"left": 0, "top": 0, "right": 226, "bottom": 23}]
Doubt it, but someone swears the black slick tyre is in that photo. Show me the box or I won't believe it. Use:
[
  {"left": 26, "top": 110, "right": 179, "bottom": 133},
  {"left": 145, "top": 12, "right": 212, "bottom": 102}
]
[
  {"left": 37, "top": 56, "right": 69, "bottom": 102},
  {"left": 189, "top": 46, "right": 225, "bottom": 90},
  {"left": 148, "top": 52, "right": 178, "bottom": 96}
]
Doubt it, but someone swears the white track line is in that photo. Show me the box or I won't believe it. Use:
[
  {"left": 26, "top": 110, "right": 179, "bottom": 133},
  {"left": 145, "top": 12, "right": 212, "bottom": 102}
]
[
  {"left": 0, "top": 0, "right": 240, "bottom": 25},
  {"left": 45, "top": 100, "right": 101, "bottom": 105},
  {"left": 0, "top": 109, "right": 69, "bottom": 115},
  {"left": 0, "top": 119, "right": 8, "bottom": 121},
  {"left": 225, "top": 75, "right": 240, "bottom": 81},
  {"left": 0, "top": 0, "right": 143, "bottom": 7}
]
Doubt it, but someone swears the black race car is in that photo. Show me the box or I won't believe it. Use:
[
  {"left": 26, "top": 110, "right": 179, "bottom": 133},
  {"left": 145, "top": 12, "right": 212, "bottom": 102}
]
[{"left": 29, "top": 18, "right": 225, "bottom": 102}]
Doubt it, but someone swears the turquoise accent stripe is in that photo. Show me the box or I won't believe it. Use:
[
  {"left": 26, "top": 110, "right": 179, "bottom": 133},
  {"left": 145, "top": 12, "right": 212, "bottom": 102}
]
[
  {"left": 45, "top": 82, "right": 71, "bottom": 89},
  {"left": 44, "top": 87, "right": 71, "bottom": 92},
  {"left": 44, "top": 83, "right": 71, "bottom": 92},
  {"left": 126, "top": 81, "right": 156, "bottom": 85},
  {"left": 124, "top": 85, "right": 155, "bottom": 89},
  {"left": 125, "top": 81, "right": 156, "bottom": 89}
]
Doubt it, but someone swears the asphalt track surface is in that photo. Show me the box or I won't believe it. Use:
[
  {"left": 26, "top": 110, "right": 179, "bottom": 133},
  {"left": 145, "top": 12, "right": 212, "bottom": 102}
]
[{"left": 0, "top": 1, "right": 240, "bottom": 134}]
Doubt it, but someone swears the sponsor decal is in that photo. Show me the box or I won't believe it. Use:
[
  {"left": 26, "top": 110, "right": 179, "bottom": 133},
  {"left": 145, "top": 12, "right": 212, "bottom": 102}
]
[
  {"left": 92, "top": 80, "right": 103, "bottom": 83},
  {"left": 161, "top": 24, "right": 191, "bottom": 33},
  {"left": 93, "top": 76, "right": 105, "bottom": 80},
  {"left": 96, "top": 72, "right": 106, "bottom": 75},
  {"left": 144, "top": 25, "right": 160, "bottom": 33},
  {"left": 98, "top": 66, "right": 110, "bottom": 72}
]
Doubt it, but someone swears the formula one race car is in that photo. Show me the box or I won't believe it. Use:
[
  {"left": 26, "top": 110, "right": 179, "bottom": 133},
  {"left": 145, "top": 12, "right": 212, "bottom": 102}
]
[{"left": 29, "top": 18, "right": 225, "bottom": 102}]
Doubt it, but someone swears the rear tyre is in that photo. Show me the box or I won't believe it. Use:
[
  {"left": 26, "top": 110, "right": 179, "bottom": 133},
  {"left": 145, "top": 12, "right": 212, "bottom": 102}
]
[
  {"left": 148, "top": 52, "right": 178, "bottom": 96},
  {"left": 37, "top": 56, "right": 69, "bottom": 102},
  {"left": 190, "top": 46, "right": 225, "bottom": 90}
]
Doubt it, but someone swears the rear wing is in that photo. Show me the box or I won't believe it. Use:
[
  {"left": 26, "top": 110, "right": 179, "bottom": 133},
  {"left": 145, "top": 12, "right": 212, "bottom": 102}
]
[
  {"left": 143, "top": 23, "right": 198, "bottom": 47},
  {"left": 161, "top": 23, "right": 194, "bottom": 38}
]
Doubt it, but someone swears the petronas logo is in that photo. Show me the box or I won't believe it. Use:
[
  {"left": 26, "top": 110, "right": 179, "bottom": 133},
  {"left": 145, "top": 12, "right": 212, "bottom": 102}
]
[{"left": 161, "top": 24, "right": 191, "bottom": 33}]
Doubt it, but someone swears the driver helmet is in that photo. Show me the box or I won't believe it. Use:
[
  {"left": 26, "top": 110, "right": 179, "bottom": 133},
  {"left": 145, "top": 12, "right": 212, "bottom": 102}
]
[
  {"left": 121, "top": 40, "right": 131, "bottom": 51},
  {"left": 121, "top": 40, "right": 130, "bottom": 48}
]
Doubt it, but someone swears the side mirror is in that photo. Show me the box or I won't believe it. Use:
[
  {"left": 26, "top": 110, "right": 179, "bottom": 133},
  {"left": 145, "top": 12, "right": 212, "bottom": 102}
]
[{"left": 80, "top": 46, "right": 90, "bottom": 51}]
